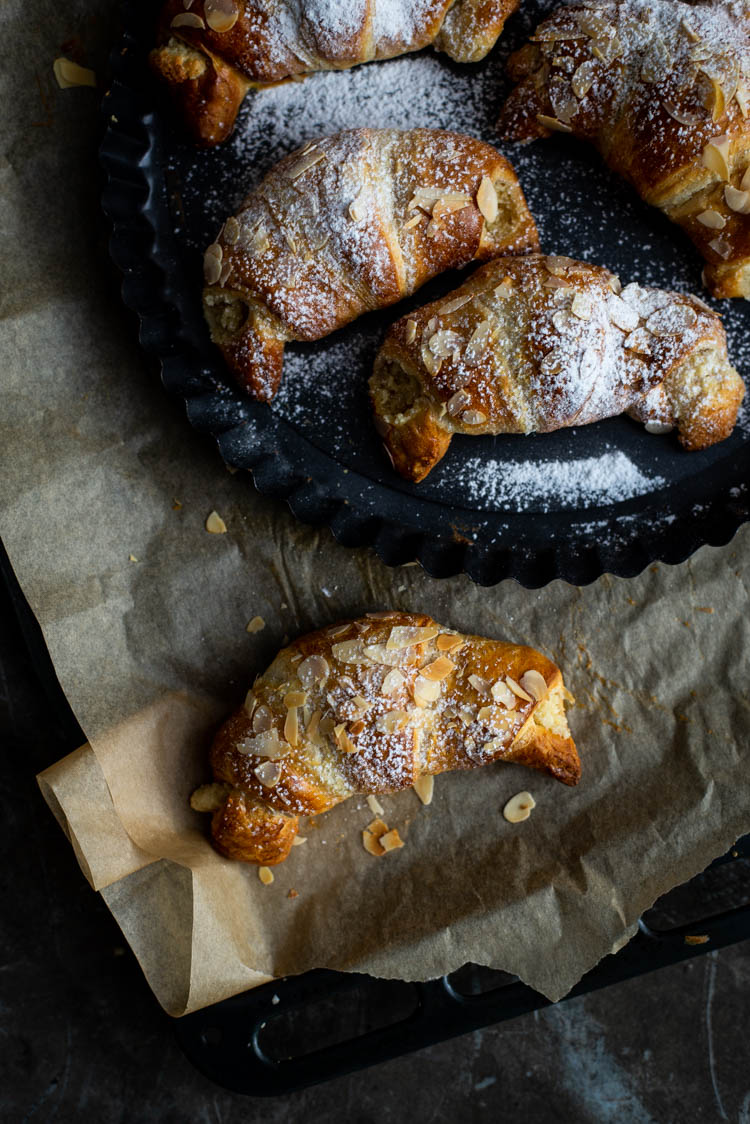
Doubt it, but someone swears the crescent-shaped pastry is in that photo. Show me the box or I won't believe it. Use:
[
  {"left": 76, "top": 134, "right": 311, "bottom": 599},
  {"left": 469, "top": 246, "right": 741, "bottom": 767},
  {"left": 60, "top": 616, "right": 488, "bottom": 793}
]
[
  {"left": 203, "top": 128, "right": 539, "bottom": 401},
  {"left": 370, "top": 254, "right": 745, "bottom": 481},
  {"left": 191, "top": 612, "right": 578, "bottom": 865}
]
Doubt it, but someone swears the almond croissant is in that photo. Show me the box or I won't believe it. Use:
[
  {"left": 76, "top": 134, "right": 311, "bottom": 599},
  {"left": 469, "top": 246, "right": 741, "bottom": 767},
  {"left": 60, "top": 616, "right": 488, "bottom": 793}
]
[
  {"left": 370, "top": 254, "right": 745, "bottom": 482},
  {"left": 202, "top": 128, "right": 539, "bottom": 401},
  {"left": 152, "top": 0, "right": 520, "bottom": 146},
  {"left": 498, "top": 0, "right": 750, "bottom": 299},
  {"left": 191, "top": 613, "right": 578, "bottom": 865}
]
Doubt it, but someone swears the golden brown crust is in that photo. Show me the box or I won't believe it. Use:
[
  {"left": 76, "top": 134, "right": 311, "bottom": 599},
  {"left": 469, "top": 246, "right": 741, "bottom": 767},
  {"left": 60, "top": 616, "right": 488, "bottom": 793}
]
[
  {"left": 370, "top": 254, "right": 745, "bottom": 481},
  {"left": 498, "top": 0, "right": 750, "bottom": 300},
  {"left": 198, "top": 612, "right": 579, "bottom": 864},
  {"left": 153, "top": 0, "right": 520, "bottom": 146},
  {"left": 202, "top": 128, "right": 538, "bottom": 401}
]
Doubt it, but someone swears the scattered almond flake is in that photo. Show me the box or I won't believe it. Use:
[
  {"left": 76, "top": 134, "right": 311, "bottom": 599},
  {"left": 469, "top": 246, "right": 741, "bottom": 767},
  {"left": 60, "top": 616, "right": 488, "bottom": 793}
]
[
  {"left": 380, "top": 829, "right": 404, "bottom": 853},
  {"left": 252, "top": 704, "right": 273, "bottom": 733},
  {"left": 413, "top": 775, "right": 434, "bottom": 805},
  {"left": 465, "top": 320, "right": 493, "bottom": 364},
  {"left": 367, "top": 794, "right": 385, "bottom": 816},
  {"left": 684, "top": 934, "right": 710, "bottom": 946},
  {"left": 292, "top": 835, "right": 307, "bottom": 846},
  {"left": 223, "top": 216, "right": 240, "bottom": 244},
  {"left": 623, "top": 328, "right": 652, "bottom": 357},
  {"left": 297, "top": 653, "right": 329, "bottom": 687},
  {"left": 382, "top": 668, "right": 406, "bottom": 695},
  {"left": 646, "top": 304, "right": 697, "bottom": 335},
  {"left": 401, "top": 213, "right": 424, "bottom": 231},
  {"left": 128, "top": 553, "right": 138, "bottom": 563},
  {"left": 477, "top": 705, "right": 495, "bottom": 723},
  {"left": 420, "top": 656, "right": 455, "bottom": 682},
  {"left": 339, "top": 727, "right": 358, "bottom": 753},
  {"left": 696, "top": 209, "right": 726, "bottom": 230},
  {"left": 285, "top": 230, "right": 298, "bottom": 254},
  {"left": 461, "top": 409, "right": 487, "bottom": 426},
  {"left": 386, "top": 624, "right": 439, "bottom": 650},
  {"left": 190, "top": 783, "right": 230, "bottom": 813},
  {"left": 284, "top": 707, "right": 299, "bottom": 747},
  {"left": 440, "top": 294, "right": 473, "bottom": 316},
  {"left": 503, "top": 791, "right": 536, "bottom": 824},
  {"left": 607, "top": 295, "right": 640, "bottom": 332},
  {"left": 468, "top": 674, "right": 490, "bottom": 694},
  {"left": 491, "top": 679, "right": 517, "bottom": 709},
  {"left": 348, "top": 189, "right": 367, "bottom": 222},
  {"left": 405, "top": 319, "right": 417, "bottom": 344},
  {"left": 205, "top": 510, "right": 227, "bottom": 534},
  {"left": 536, "top": 113, "right": 573, "bottom": 133},
  {"left": 436, "top": 634, "right": 464, "bottom": 653},
  {"left": 494, "top": 279, "right": 514, "bottom": 300},
  {"left": 255, "top": 761, "right": 282, "bottom": 788},
  {"left": 725, "top": 185, "right": 750, "bottom": 213},
  {"left": 203, "top": 247, "right": 222, "bottom": 285},
  {"left": 243, "top": 690, "right": 257, "bottom": 716},
  {"left": 545, "top": 255, "right": 576, "bottom": 276},
  {"left": 171, "top": 11, "right": 205, "bottom": 27},
  {"left": 258, "top": 866, "right": 274, "bottom": 885},
  {"left": 571, "top": 292, "right": 593, "bottom": 320},
  {"left": 520, "top": 670, "right": 548, "bottom": 701},
  {"left": 362, "top": 818, "right": 389, "bottom": 856},
  {"left": 446, "top": 388, "right": 471, "bottom": 417},
  {"left": 572, "top": 59, "right": 597, "bottom": 99},
  {"left": 662, "top": 101, "right": 703, "bottom": 127},
  {"left": 284, "top": 690, "right": 307, "bottom": 708},
  {"left": 376, "top": 710, "right": 409, "bottom": 733},
  {"left": 407, "top": 187, "right": 443, "bottom": 212},
  {"left": 241, "top": 729, "right": 288, "bottom": 759},
  {"left": 306, "top": 709, "right": 321, "bottom": 738},
  {"left": 476, "top": 176, "right": 498, "bottom": 224},
  {"left": 645, "top": 420, "right": 674, "bottom": 435},
  {"left": 218, "top": 262, "right": 233, "bottom": 287},
  {"left": 702, "top": 135, "right": 731, "bottom": 181},
  {"left": 414, "top": 674, "right": 441, "bottom": 704},
  {"left": 331, "top": 639, "right": 364, "bottom": 663},
  {"left": 737, "top": 85, "right": 750, "bottom": 119},
  {"left": 420, "top": 341, "right": 442, "bottom": 376},
  {"left": 246, "top": 616, "right": 265, "bottom": 633},
  {"left": 429, "top": 329, "right": 463, "bottom": 360},
  {"left": 205, "top": 0, "right": 239, "bottom": 33},
  {"left": 506, "top": 676, "right": 533, "bottom": 702},
  {"left": 287, "top": 148, "right": 326, "bottom": 180},
  {"left": 53, "top": 58, "right": 96, "bottom": 89}
]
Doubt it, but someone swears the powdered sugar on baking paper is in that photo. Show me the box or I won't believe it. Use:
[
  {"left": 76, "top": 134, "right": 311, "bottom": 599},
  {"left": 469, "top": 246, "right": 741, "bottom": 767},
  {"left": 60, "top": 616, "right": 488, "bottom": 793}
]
[{"left": 453, "top": 449, "right": 666, "bottom": 511}]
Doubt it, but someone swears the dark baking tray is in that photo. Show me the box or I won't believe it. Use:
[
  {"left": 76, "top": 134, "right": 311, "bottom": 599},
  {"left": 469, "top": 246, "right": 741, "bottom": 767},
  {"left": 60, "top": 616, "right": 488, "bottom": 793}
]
[
  {"left": 4, "top": 537, "right": 748, "bottom": 1096},
  {"left": 98, "top": 0, "right": 750, "bottom": 587}
]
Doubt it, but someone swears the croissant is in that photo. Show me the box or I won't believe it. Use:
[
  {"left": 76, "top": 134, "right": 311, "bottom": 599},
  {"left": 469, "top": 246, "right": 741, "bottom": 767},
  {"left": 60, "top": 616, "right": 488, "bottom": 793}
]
[
  {"left": 190, "top": 612, "right": 578, "bottom": 865},
  {"left": 370, "top": 254, "right": 745, "bottom": 482},
  {"left": 498, "top": 0, "right": 750, "bottom": 299},
  {"left": 202, "top": 128, "right": 539, "bottom": 401},
  {"left": 151, "top": 0, "right": 520, "bottom": 146}
]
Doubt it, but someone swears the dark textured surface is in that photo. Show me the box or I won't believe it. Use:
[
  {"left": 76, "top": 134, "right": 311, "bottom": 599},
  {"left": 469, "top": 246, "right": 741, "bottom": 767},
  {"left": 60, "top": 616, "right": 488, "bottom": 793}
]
[{"left": 2, "top": 565, "right": 750, "bottom": 1122}]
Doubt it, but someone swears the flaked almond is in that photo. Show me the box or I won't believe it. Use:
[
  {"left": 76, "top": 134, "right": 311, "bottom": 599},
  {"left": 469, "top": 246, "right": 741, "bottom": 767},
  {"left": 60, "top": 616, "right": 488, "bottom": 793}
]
[
  {"left": 645, "top": 420, "right": 674, "bottom": 435},
  {"left": 623, "top": 328, "right": 652, "bottom": 356},
  {"left": 503, "top": 791, "right": 536, "bottom": 823},
  {"left": 284, "top": 690, "right": 307, "bottom": 708},
  {"left": 709, "top": 237, "right": 732, "bottom": 259},
  {"left": 432, "top": 193, "right": 472, "bottom": 221},
  {"left": 223, "top": 216, "right": 240, "bottom": 245},
  {"left": 349, "top": 189, "right": 367, "bottom": 222},
  {"left": 494, "top": 279, "right": 514, "bottom": 300},
  {"left": 737, "top": 85, "right": 750, "bottom": 119},
  {"left": 53, "top": 57, "right": 97, "bottom": 88},
  {"left": 171, "top": 11, "right": 205, "bottom": 28},
  {"left": 405, "top": 319, "right": 418, "bottom": 344},
  {"left": 382, "top": 668, "right": 406, "bottom": 695},
  {"left": 520, "top": 669, "right": 548, "bottom": 701},
  {"left": 646, "top": 304, "right": 697, "bottom": 335},
  {"left": 465, "top": 319, "right": 493, "bottom": 364},
  {"left": 536, "top": 113, "right": 573, "bottom": 133},
  {"left": 506, "top": 676, "right": 533, "bottom": 702},
  {"left": 702, "top": 135, "right": 731, "bottom": 181},
  {"left": 298, "top": 653, "right": 329, "bottom": 688},
  {"left": 284, "top": 707, "right": 299, "bottom": 747},
  {"left": 725, "top": 185, "right": 750, "bottom": 213},
  {"left": 367, "top": 795, "right": 385, "bottom": 816},
  {"left": 545, "top": 255, "right": 575, "bottom": 276},
  {"left": 258, "top": 866, "right": 274, "bottom": 885},
  {"left": 477, "top": 705, "right": 495, "bottom": 723},
  {"left": 436, "top": 633, "right": 464, "bottom": 653},
  {"left": 376, "top": 710, "right": 410, "bottom": 734},
  {"left": 414, "top": 674, "right": 441, "bottom": 705},
  {"left": 205, "top": 509, "right": 227, "bottom": 533},
  {"left": 413, "top": 775, "right": 434, "bottom": 805},
  {"left": 446, "top": 388, "right": 471, "bottom": 417},
  {"left": 380, "top": 828, "right": 404, "bottom": 853},
  {"left": 203, "top": 246, "right": 223, "bottom": 285},
  {"left": 402, "top": 212, "right": 424, "bottom": 231},
  {"left": 352, "top": 695, "right": 370, "bottom": 711},
  {"left": 420, "top": 655, "right": 456, "bottom": 681},
  {"left": 572, "top": 59, "right": 597, "bottom": 99},
  {"left": 476, "top": 175, "right": 498, "bottom": 224},
  {"left": 292, "top": 835, "right": 307, "bottom": 846},
  {"left": 306, "top": 709, "right": 322, "bottom": 738},
  {"left": 331, "top": 639, "right": 364, "bottom": 663},
  {"left": 287, "top": 148, "right": 325, "bottom": 180},
  {"left": 243, "top": 690, "right": 257, "bottom": 716},
  {"left": 491, "top": 679, "right": 517, "bottom": 708},
  {"left": 571, "top": 292, "right": 593, "bottom": 320},
  {"left": 362, "top": 818, "right": 389, "bottom": 856},
  {"left": 252, "top": 704, "right": 274, "bottom": 733},
  {"left": 461, "top": 409, "right": 487, "bottom": 426},
  {"left": 696, "top": 209, "right": 726, "bottom": 229},
  {"left": 429, "top": 329, "right": 463, "bottom": 360},
  {"left": 386, "top": 625, "right": 439, "bottom": 649},
  {"left": 205, "top": 0, "right": 239, "bottom": 32},
  {"left": 440, "top": 294, "right": 473, "bottom": 317},
  {"left": 190, "top": 782, "right": 230, "bottom": 813},
  {"left": 255, "top": 760, "right": 282, "bottom": 788},
  {"left": 246, "top": 615, "right": 265, "bottom": 633},
  {"left": 608, "top": 295, "right": 640, "bottom": 332},
  {"left": 468, "top": 673, "right": 490, "bottom": 694},
  {"left": 242, "top": 729, "right": 287, "bottom": 759}
]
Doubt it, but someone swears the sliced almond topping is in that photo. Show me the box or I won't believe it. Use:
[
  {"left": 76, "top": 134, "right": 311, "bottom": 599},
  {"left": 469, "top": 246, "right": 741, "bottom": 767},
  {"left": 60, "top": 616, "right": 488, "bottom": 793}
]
[
  {"left": 724, "top": 185, "right": 750, "bottom": 213},
  {"left": 440, "top": 293, "right": 473, "bottom": 316},
  {"left": 436, "top": 633, "right": 464, "bottom": 653},
  {"left": 224, "top": 217, "right": 240, "bottom": 246},
  {"left": 413, "top": 775, "right": 434, "bottom": 806},
  {"left": 53, "top": 58, "right": 97, "bottom": 88},
  {"left": 331, "top": 640, "right": 364, "bottom": 663},
  {"left": 284, "top": 707, "right": 299, "bottom": 747},
  {"left": 645, "top": 420, "right": 674, "bottom": 435},
  {"left": 380, "top": 828, "right": 404, "bottom": 853},
  {"left": 702, "top": 135, "right": 731, "bottom": 181},
  {"left": 326, "top": 623, "right": 352, "bottom": 637},
  {"left": 420, "top": 656, "right": 456, "bottom": 681},
  {"left": 737, "top": 85, "right": 750, "bottom": 120},
  {"left": 623, "top": 328, "right": 652, "bottom": 357},
  {"left": 476, "top": 175, "right": 498, "bottom": 224},
  {"left": 204, "top": 0, "right": 239, "bottom": 31},
  {"left": 287, "top": 148, "right": 325, "bottom": 180},
  {"left": 246, "top": 615, "right": 265, "bottom": 633},
  {"left": 367, "top": 794, "right": 385, "bottom": 816},
  {"left": 349, "top": 190, "right": 367, "bottom": 222},
  {"left": 382, "top": 668, "right": 406, "bottom": 695},
  {"left": 306, "top": 709, "right": 321, "bottom": 738},
  {"left": 171, "top": 11, "right": 205, "bottom": 28},
  {"left": 709, "top": 77, "right": 725, "bottom": 123},
  {"left": 536, "top": 113, "right": 573, "bottom": 133},
  {"left": 571, "top": 292, "right": 593, "bottom": 320},
  {"left": 376, "top": 710, "right": 410, "bottom": 734},
  {"left": 243, "top": 690, "right": 257, "bottom": 716},
  {"left": 352, "top": 695, "right": 370, "bottom": 711},
  {"left": 340, "top": 728, "right": 359, "bottom": 753},
  {"left": 205, "top": 510, "right": 227, "bottom": 533},
  {"left": 708, "top": 237, "right": 732, "bottom": 259},
  {"left": 405, "top": 319, "right": 417, "bottom": 344},
  {"left": 243, "top": 729, "right": 288, "bottom": 759},
  {"left": 696, "top": 209, "right": 726, "bottom": 229},
  {"left": 446, "top": 388, "right": 472, "bottom": 417},
  {"left": 203, "top": 247, "right": 223, "bottom": 285},
  {"left": 545, "top": 255, "right": 576, "bottom": 276},
  {"left": 432, "top": 193, "right": 472, "bottom": 221},
  {"left": 477, "top": 705, "right": 495, "bottom": 723},
  {"left": 494, "top": 279, "right": 514, "bottom": 300},
  {"left": 505, "top": 676, "right": 533, "bottom": 702},
  {"left": 503, "top": 791, "right": 536, "bottom": 824},
  {"left": 465, "top": 319, "right": 493, "bottom": 364},
  {"left": 491, "top": 679, "right": 517, "bottom": 709},
  {"left": 292, "top": 835, "right": 307, "bottom": 846},
  {"left": 252, "top": 704, "right": 273, "bottom": 733},
  {"left": 461, "top": 409, "right": 487, "bottom": 426},
  {"left": 386, "top": 625, "right": 439, "bottom": 650},
  {"left": 608, "top": 295, "right": 640, "bottom": 332},
  {"left": 284, "top": 690, "right": 307, "bottom": 708},
  {"left": 520, "top": 669, "right": 548, "bottom": 701},
  {"left": 255, "top": 760, "right": 282, "bottom": 788},
  {"left": 349, "top": 719, "right": 366, "bottom": 736},
  {"left": 571, "top": 59, "right": 597, "bottom": 99},
  {"left": 297, "top": 653, "right": 329, "bottom": 688},
  {"left": 468, "top": 673, "right": 490, "bottom": 694},
  {"left": 402, "top": 212, "right": 424, "bottom": 231},
  {"left": 414, "top": 674, "right": 441, "bottom": 705},
  {"left": 258, "top": 866, "right": 274, "bottom": 885}
]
